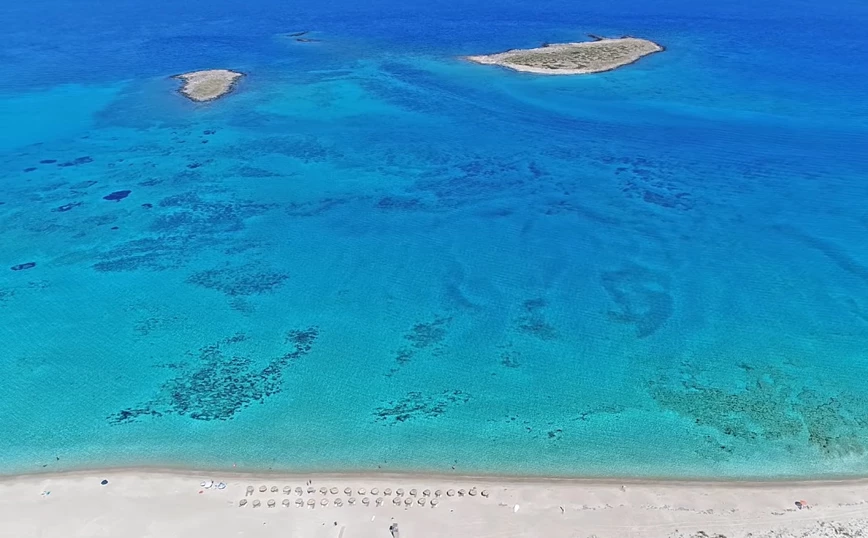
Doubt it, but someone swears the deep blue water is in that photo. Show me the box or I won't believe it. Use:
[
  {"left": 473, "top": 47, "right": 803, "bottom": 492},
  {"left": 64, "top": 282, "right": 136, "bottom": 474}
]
[{"left": 1, "top": 0, "right": 867, "bottom": 478}]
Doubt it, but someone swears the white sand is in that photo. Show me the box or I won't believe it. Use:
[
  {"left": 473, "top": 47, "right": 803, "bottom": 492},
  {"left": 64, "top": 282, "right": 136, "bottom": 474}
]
[
  {"left": 466, "top": 37, "right": 663, "bottom": 75},
  {"left": 173, "top": 69, "right": 243, "bottom": 102},
  {"left": 2, "top": 470, "right": 868, "bottom": 537}
]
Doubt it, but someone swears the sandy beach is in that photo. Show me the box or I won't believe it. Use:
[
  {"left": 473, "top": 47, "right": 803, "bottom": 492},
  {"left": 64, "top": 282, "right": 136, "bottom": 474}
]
[{"left": 2, "top": 470, "right": 868, "bottom": 537}]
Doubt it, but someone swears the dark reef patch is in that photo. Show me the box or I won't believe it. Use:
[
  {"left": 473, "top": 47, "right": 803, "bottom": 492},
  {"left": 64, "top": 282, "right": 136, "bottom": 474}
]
[
  {"left": 405, "top": 317, "right": 451, "bottom": 349},
  {"left": 52, "top": 202, "right": 83, "bottom": 213},
  {"left": 385, "top": 317, "right": 451, "bottom": 377},
  {"left": 286, "top": 195, "right": 364, "bottom": 217},
  {"left": 649, "top": 363, "right": 868, "bottom": 459},
  {"left": 600, "top": 264, "right": 672, "bottom": 338},
  {"left": 40, "top": 159, "right": 57, "bottom": 164},
  {"left": 23, "top": 167, "right": 37, "bottom": 173},
  {"left": 375, "top": 390, "right": 470, "bottom": 424},
  {"left": 58, "top": 156, "right": 93, "bottom": 167},
  {"left": 186, "top": 264, "right": 289, "bottom": 296},
  {"left": 236, "top": 166, "right": 280, "bottom": 178},
  {"left": 103, "top": 190, "right": 131, "bottom": 202},
  {"left": 514, "top": 298, "right": 558, "bottom": 340},
  {"left": 109, "top": 327, "right": 319, "bottom": 423},
  {"left": 93, "top": 192, "right": 273, "bottom": 273},
  {"left": 11, "top": 262, "right": 37, "bottom": 271},
  {"left": 84, "top": 214, "right": 119, "bottom": 227},
  {"left": 70, "top": 180, "right": 98, "bottom": 190}
]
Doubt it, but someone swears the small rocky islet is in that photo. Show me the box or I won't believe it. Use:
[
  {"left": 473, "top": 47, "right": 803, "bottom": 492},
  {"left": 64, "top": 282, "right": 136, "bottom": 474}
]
[
  {"left": 465, "top": 36, "right": 663, "bottom": 75},
  {"left": 173, "top": 69, "right": 244, "bottom": 102}
]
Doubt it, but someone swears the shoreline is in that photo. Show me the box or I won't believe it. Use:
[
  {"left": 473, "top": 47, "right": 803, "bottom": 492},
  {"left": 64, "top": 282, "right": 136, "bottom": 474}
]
[
  {"left": 6, "top": 460, "right": 868, "bottom": 485},
  {"left": 5, "top": 465, "right": 868, "bottom": 487},
  {"left": 5, "top": 468, "right": 868, "bottom": 538}
]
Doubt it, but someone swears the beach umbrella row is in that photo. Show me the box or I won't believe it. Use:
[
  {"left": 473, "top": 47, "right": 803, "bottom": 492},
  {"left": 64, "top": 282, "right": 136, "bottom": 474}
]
[
  {"left": 244, "top": 485, "right": 489, "bottom": 498},
  {"left": 238, "top": 496, "right": 450, "bottom": 508}
]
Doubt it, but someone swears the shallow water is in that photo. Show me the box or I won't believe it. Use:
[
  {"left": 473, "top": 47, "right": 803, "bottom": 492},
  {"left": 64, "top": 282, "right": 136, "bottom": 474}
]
[{"left": 1, "top": 0, "right": 867, "bottom": 478}]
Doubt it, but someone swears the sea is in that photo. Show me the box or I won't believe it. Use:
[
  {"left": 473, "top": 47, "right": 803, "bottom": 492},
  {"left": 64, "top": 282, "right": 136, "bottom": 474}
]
[{"left": 1, "top": 0, "right": 867, "bottom": 479}]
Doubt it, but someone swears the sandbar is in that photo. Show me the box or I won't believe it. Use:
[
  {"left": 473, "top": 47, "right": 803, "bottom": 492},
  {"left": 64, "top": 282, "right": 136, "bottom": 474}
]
[
  {"left": 465, "top": 37, "right": 664, "bottom": 75},
  {"left": 3, "top": 468, "right": 868, "bottom": 537},
  {"left": 173, "top": 69, "right": 244, "bottom": 102}
]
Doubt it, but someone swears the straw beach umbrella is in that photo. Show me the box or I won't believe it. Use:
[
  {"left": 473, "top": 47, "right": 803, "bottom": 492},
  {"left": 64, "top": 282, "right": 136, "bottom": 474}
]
[
  {"left": 246, "top": 486, "right": 254, "bottom": 496},
  {"left": 375, "top": 497, "right": 384, "bottom": 506},
  {"left": 321, "top": 499, "right": 329, "bottom": 506},
  {"left": 252, "top": 499, "right": 261, "bottom": 508},
  {"left": 423, "top": 489, "right": 431, "bottom": 497},
  {"left": 282, "top": 499, "right": 291, "bottom": 507},
  {"left": 267, "top": 499, "right": 276, "bottom": 508},
  {"left": 344, "top": 487, "right": 353, "bottom": 495},
  {"left": 348, "top": 497, "right": 357, "bottom": 505},
  {"left": 393, "top": 497, "right": 401, "bottom": 506},
  {"left": 446, "top": 489, "right": 455, "bottom": 497},
  {"left": 396, "top": 488, "right": 404, "bottom": 496},
  {"left": 335, "top": 498, "right": 343, "bottom": 507},
  {"left": 409, "top": 489, "right": 417, "bottom": 496},
  {"left": 271, "top": 486, "right": 278, "bottom": 493},
  {"left": 371, "top": 488, "right": 379, "bottom": 495},
  {"left": 431, "top": 499, "right": 439, "bottom": 507},
  {"left": 283, "top": 486, "right": 291, "bottom": 494},
  {"left": 481, "top": 490, "right": 489, "bottom": 497},
  {"left": 295, "top": 499, "right": 304, "bottom": 507},
  {"left": 307, "top": 499, "right": 315, "bottom": 508},
  {"left": 362, "top": 497, "right": 370, "bottom": 506},
  {"left": 259, "top": 485, "right": 267, "bottom": 493},
  {"left": 239, "top": 499, "right": 248, "bottom": 507},
  {"left": 295, "top": 487, "right": 303, "bottom": 496},
  {"left": 469, "top": 487, "right": 477, "bottom": 496},
  {"left": 384, "top": 488, "right": 393, "bottom": 496},
  {"left": 435, "top": 489, "right": 442, "bottom": 497},
  {"left": 404, "top": 497, "right": 413, "bottom": 506},
  {"left": 458, "top": 489, "right": 466, "bottom": 497},
  {"left": 418, "top": 498, "right": 426, "bottom": 506},
  {"left": 330, "top": 487, "right": 338, "bottom": 495},
  {"left": 320, "top": 486, "right": 328, "bottom": 495}
]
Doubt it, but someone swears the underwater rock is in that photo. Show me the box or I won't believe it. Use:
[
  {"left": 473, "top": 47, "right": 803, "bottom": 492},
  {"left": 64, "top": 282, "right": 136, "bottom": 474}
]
[
  {"left": 23, "top": 167, "right": 37, "bottom": 173},
  {"left": 11, "top": 262, "right": 36, "bottom": 271},
  {"left": 40, "top": 159, "right": 57, "bottom": 164},
  {"left": 103, "top": 190, "right": 131, "bottom": 202}
]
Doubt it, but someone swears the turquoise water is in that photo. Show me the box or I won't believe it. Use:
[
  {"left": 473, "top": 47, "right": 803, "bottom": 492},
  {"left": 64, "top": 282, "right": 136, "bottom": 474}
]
[{"left": 1, "top": 0, "right": 868, "bottom": 478}]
